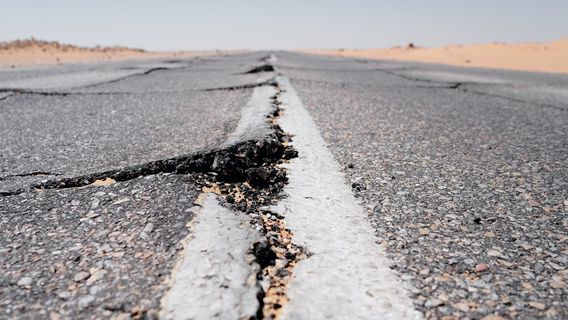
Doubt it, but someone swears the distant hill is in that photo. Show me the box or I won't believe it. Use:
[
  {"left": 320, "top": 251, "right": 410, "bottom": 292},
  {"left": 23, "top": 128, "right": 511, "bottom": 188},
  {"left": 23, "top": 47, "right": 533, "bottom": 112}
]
[
  {"left": 0, "top": 38, "right": 224, "bottom": 68},
  {"left": 0, "top": 38, "right": 146, "bottom": 53}
]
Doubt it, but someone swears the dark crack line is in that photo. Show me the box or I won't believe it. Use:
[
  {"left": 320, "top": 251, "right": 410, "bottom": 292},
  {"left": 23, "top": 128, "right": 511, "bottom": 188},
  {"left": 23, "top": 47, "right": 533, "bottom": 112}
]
[
  {"left": 0, "top": 93, "right": 13, "bottom": 101},
  {"left": 371, "top": 67, "right": 458, "bottom": 85},
  {"left": 0, "top": 171, "right": 61, "bottom": 181},
  {"left": 412, "top": 82, "right": 567, "bottom": 111},
  {"left": 0, "top": 65, "right": 194, "bottom": 97},
  {"left": 38, "top": 59, "right": 196, "bottom": 93},
  {"left": 0, "top": 88, "right": 72, "bottom": 97},
  {"left": 79, "top": 56, "right": 211, "bottom": 89},
  {"left": 278, "top": 64, "right": 398, "bottom": 73},
  {"left": 78, "top": 66, "right": 184, "bottom": 90},
  {"left": 413, "top": 83, "right": 464, "bottom": 89},
  {"left": 456, "top": 87, "right": 568, "bottom": 112},
  {"left": 282, "top": 75, "right": 453, "bottom": 91},
  {"left": 370, "top": 68, "right": 568, "bottom": 112},
  {"left": 0, "top": 189, "right": 25, "bottom": 197},
  {"left": 0, "top": 88, "right": 129, "bottom": 97},
  {"left": 0, "top": 81, "right": 278, "bottom": 97},
  {"left": 242, "top": 64, "right": 276, "bottom": 74},
  {"left": 203, "top": 79, "right": 277, "bottom": 91}
]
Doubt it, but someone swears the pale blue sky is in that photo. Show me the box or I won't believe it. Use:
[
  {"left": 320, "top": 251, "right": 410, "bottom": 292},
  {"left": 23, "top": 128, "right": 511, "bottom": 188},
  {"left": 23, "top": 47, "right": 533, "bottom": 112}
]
[{"left": 1, "top": 0, "right": 567, "bottom": 50}]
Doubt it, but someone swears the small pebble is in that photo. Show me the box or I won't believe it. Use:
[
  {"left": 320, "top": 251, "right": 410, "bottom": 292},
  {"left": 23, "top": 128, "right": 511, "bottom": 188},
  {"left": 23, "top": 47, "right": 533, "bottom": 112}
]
[{"left": 74, "top": 271, "right": 91, "bottom": 282}]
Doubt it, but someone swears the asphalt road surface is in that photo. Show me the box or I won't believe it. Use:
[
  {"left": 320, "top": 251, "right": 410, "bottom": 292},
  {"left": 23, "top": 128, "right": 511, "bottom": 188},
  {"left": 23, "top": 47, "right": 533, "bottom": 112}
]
[{"left": 1, "top": 52, "right": 567, "bottom": 320}]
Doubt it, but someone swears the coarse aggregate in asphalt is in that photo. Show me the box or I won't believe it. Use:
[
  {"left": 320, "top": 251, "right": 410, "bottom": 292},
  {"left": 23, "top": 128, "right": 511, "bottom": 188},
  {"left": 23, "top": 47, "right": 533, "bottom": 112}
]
[
  {"left": 276, "top": 52, "right": 568, "bottom": 319},
  {"left": 0, "top": 173, "right": 200, "bottom": 319}
]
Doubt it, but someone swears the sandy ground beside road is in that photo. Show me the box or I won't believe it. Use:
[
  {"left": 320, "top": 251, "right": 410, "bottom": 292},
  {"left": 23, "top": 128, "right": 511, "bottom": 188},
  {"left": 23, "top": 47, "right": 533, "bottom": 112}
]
[
  {"left": 307, "top": 38, "right": 568, "bottom": 74},
  {"left": 0, "top": 39, "right": 229, "bottom": 68}
]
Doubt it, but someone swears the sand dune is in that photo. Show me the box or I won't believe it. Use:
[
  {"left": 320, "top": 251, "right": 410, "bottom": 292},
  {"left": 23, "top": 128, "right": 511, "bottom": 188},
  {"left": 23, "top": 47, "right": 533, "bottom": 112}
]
[
  {"left": 308, "top": 38, "right": 568, "bottom": 74},
  {"left": 0, "top": 38, "right": 221, "bottom": 68},
  {"left": 4, "top": 38, "right": 567, "bottom": 73}
]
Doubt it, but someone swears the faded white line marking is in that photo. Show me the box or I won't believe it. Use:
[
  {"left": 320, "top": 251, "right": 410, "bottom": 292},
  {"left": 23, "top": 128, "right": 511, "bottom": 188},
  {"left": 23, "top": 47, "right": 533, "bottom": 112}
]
[
  {"left": 223, "top": 84, "right": 276, "bottom": 146},
  {"left": 159, "top": 193, "right": 260, "bottom": 320},
  {"left": 274, "top": 76, "right": 422, "bottom": 320},
  {"left": 266, "top": 54, "right": 278, "bottom": 63}
]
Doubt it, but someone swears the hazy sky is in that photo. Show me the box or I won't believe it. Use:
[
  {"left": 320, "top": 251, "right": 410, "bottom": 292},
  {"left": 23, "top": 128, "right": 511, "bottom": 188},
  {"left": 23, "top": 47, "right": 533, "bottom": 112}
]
[{"left": 1, "top": 0, "right": 567, "bottom": 50}]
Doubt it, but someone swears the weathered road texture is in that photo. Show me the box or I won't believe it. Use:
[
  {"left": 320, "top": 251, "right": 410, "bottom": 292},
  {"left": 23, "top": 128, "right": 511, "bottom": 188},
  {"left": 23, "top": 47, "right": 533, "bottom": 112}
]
[
  {"left": 1, "top": 51, "right": 568, "bottom": 320},
  {"left": 0, "top": 56, "right": 263, "bottom": 194},
  {"left": 0, "top": 53, "right": 274, "bottom": 319},
  {"left": 275, "top": 52, "right": 568, "bottom": 319},
  {"left": 1, "top": 174, "right": 200, "bottom": 318}
]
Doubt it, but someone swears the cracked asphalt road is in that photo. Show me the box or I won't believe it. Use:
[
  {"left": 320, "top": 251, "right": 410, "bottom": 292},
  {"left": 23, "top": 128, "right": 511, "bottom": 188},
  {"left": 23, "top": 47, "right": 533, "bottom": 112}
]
[
  {"left": 0, "top": 55, "right": 265, "bottom": 194},
  {"left": 274, "top": 52, "right": 568, "bottom": 319},
  {"left": 0, "top": 52, "right": 276, "bottom": 319},
  {"left": 1, "top": 52, "right": 567, "bottom": 319}
]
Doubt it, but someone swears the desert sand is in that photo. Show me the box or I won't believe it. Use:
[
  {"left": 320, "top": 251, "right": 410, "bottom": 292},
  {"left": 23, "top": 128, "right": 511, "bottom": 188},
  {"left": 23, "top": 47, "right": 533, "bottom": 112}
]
[
  {"left": 0, "top": 38, "right": 224, "bottom": 68},
  {"left": 308, "top": 38, "right": 568, "bottom": 74}
]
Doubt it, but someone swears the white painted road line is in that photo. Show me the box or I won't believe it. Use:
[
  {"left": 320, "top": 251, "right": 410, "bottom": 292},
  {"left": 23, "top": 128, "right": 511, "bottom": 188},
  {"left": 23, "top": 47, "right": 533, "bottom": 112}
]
[
  {"left": 159, "top": 193, "right": 260, "bottom": 320},
  {"left": 223, "top": 84, "right": 276, "bottom": 146},
  {"left": 274, "top": 76, "right": 422, "bottom": 320}
]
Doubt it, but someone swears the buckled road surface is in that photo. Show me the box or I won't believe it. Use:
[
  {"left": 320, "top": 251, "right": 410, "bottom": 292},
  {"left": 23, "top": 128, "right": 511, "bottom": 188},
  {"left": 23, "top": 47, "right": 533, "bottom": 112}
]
[{"left": 1, "top": 52, "right": 567, "bottom": 319}]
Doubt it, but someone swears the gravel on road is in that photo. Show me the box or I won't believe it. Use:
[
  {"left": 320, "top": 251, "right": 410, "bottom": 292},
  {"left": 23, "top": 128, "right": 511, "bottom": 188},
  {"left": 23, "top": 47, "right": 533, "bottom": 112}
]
[
  {"left": 0, "top": 173, "right": 201, "bottom": 319},
  {"left": 280, "top": 52, "right": 568, "bottom": 319}
]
